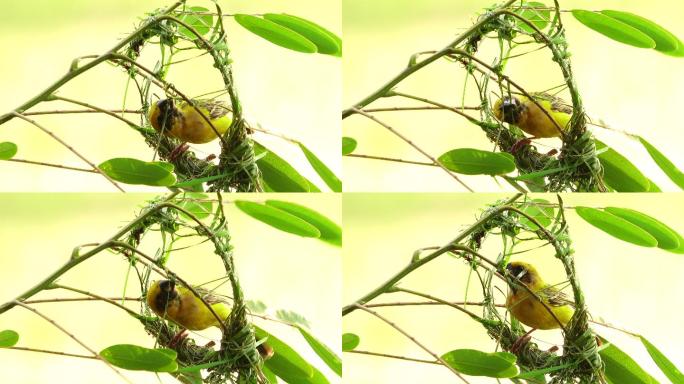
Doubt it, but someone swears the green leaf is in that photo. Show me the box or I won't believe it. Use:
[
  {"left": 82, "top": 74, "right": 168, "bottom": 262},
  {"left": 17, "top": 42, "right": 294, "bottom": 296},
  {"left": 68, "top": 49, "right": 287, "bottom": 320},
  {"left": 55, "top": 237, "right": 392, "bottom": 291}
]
[
  {"left": 519, "top": 199, "right": 554, "bottom": 230},
  {"left": 176, "top": 193, "right": 213, "bottom": 220},
  {"left": 647, "top": 178, "right": 662, "bottom": 192},
  {"left": 600, "top": 339, "right": 659, "bottom": 384},
  {"left": 0, "top": 142, "right": 18, "bottom": 160},
  {"left": 572, "top": 10, "right": 656, "bottom": 49},
  {"left": 298, "top": 326, "right": 342, "bottom": 376},
  {"left": 342, "top": 137, "right": 357, "bottom": 155},
  {"left": 276, "top": 309, "right": 311, "bottom": 328},
  {"left": 668, "top": 233, "right": 684, "bottom": 255},
  {"left": 100, "top": 344, "right": 178, "bottom": 372},
  {"left": 639, "top": 137, "right": 684, "bottom": 190},
  {"left": 575, "top": 207, "right": 658, "bottom": 247},
  {"left": 254, "top": 325, "right": 314, "bottom": 382},
  {"left": 515, "top": 2, "right": 550, "bottom": 34},
  {"left": 178, "top": 6, "right": 213, "bottom": 38},
  {"left": 438, "top": 148, "right": 516, "bottom": 175},
  {"left": 263, "top": 365, "right": 277, "bottom": 384},
  {"left": 234, "top": 14, "right": 317, "bottom": 53},
  {"left": 263, "top": 13, "right": 341, "bottom": 56},
  {"left": 640, "top": 336, "right": 684, "bottom": 383},
  {"left": 265, "top": 200, "right": 341, "bottom": 246},
  {"left": 601, "top": 10, "right": 681, "bottom": 53},
  {"left": 664, "top": 40, "right": 684, "bottom": 58},
  {"left": 298, "top": 143, "right": 342, "bottom": 192},
  {"left": 0, "top": 330, "right": 19, "bottom": 347},
  {"left": 98, "top": 158, "right": 176, "bottom": 186},
  {"left": 235, "top": 200, "right": 321, "bottom": 238},
  {"left": 604, "top": 207, "right": 681, "bottom": 250},
  {"left": 246, "top": 300, "right": 267, "bottom": 314},
  {"left": 172, "top": 173, "right": 228, "bottom": 189},
  {"left": 342, "top": 333, "right": 360, "bottom": 351},
  {"left": 254, "top": 141, "right": 318, "bottom": 192},
  {"left": 441, "top": 349, "right": 520, "bottom": 378},
  {"left": 595, "top": 140, "right": 650, "bottom": 192}
]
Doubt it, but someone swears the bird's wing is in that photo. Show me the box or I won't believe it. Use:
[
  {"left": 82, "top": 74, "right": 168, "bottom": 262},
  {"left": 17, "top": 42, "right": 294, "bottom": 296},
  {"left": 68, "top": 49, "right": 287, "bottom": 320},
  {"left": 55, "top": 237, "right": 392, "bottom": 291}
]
[
  {"left": 539, "top": 284, "right": 575, "bottom": 308},
  {"left": 532, "top": 92, "right": 573, "bottom": 114},
  {"left": 193, "top": 286, "right": 232, "bottom": 306},
  {"left": 196, "top": 100, "right": 232, "bottom": 120}
]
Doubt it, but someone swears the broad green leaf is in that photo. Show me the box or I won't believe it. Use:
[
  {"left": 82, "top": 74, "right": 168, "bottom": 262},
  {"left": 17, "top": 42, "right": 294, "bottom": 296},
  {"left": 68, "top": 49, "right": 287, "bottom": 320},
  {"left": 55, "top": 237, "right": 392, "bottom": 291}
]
[
  {"left": 178, "top": 6, "right": 213, "bottom": 38},
  {"left": 172, "top": 173, "right": 228, "bottom": 189},
  {"left": 441, "top": 349, "right": 520, "bottom": 378},
  {"left": 516, "top": 362, "right": 574, "bottom": 379},
  {"left": 298, "top": 143, "right": 342, "bottom": 192},
  {"left": 640, "top": 336, "right": 684, "bottom": 383},
  {"left": 298, "top": 326, "right": 342, "bottom": 376},
  {"left": 664, "top": 41, "right": 684, "bottom": 58},
  {"left": 246, "top": 300, "right": 267, "bottom": 314},
  {"left": 234, "top": 14, "right": 317, "bottom": 53},
  {"left": 265, "top": 200, "right": 341, "bottom": 246},
  {"left": 595, "top": 140, "right": 650, "bottom": 192},
  {"left": 177, "top": 193, "right": 213, "bottom": 220},
  {"left": 572, "top": 10, "right": 656, "bottom": 49},
  {"left": 0, "top": 330, "right": 19, "bottom": 347},
  {"left": 263, "top": 13, "right": 341, "bottom": 56},
  {"left": 235, "top": 200, "right": 321, "bottom": 238},
  {"left": 98, "top": 158, "right": 176, "bottom": 186},
  {"left": 647, "top": 178, "right": 662, "bottom": 192},
  {"left": 515, "top": 2, "right": 550, "bottom": 34},
  {"left": 601, "top": 10, "right": 680, "bottom": 53},
  {"left": 342, "top": 137, "right": 357, "bottom": 155},
  {"left": 276, "top": 309, "right": 311, "bottom": 328},
  {"left": 100, "top": 344, "right": 178, "bottom": 372},
  {"left": 639, "top": 137, "right": 684, "bottom": 190},
  {"left": 254, "top": 141, "right": 318, "bottom": 192},
  {"left": 309, "top": 366, "right": 331, "bottom": 384},
  {"left": 0, "top": 142, "right": 18, "bottom": 160},
  {"left": 254, "top": 325, "right": 314, "bottom": 382},
  {"left": 263, "top": 365, "right": 277, "bottom": 384},
  {"left": 519, "top": 198, "right": 554, "bottom": 230},
  {"left": 669, "top": 233, "right": 684, "bottom": 255},
  {"left": 600, "top": 339, "right": 659, "bottom": 384},
  {"left": 575, "top": 207, "right": 657, "bottom": 247},
  {"left": 604, "top": 207, "right": 680, "bottom": 250},
  {"left": 342, "top": 333, "right": 360, "bottom": 351},
  {"left": 438, "top": 148, "right": 515, "bottom": 175}
]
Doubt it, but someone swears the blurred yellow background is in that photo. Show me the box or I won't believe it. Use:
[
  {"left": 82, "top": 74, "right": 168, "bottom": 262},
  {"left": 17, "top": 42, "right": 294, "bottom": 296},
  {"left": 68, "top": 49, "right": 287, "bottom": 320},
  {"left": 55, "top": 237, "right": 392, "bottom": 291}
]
[
  {"left": 343, "top": 0, "right": 684, "bottom": 192},
  {"left": 343, "top": 193, "right": 684, "bottom": 383},
  {"left": 0, "top": 193, "right": 341, "bottom": 383},
  {"left": 0, "top": 0, "right": 340, "bottom": 191}
]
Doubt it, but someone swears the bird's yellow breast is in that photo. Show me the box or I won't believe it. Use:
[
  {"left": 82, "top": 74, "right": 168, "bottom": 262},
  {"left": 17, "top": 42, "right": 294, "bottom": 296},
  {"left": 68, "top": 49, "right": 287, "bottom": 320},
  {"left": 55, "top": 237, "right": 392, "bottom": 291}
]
[
  {"left": 506, "top": 290, "right": 574, "bottom": 330},
  {"left": 517, "top": 98, "right": 570, "bottom": 139},
  {"left": 148, "top": 101, "right": 232, "bottom": 144}
]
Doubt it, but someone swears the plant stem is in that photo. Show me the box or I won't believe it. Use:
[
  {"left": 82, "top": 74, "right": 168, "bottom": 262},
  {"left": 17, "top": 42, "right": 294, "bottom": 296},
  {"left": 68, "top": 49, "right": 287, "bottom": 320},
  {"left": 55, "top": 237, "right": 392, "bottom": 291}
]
[
  {"left": 342, "top": 193, "right": 522, "bottom": 316},
  {"left": 341, "top": 0, "right": 518, "bottom": 118}
]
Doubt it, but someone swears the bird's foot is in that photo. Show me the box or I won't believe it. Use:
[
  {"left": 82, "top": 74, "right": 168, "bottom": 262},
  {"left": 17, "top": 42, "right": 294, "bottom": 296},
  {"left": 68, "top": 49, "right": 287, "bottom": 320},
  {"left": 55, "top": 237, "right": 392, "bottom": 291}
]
[
  {"left": 169, "top": 143, "right": 190, "bottom": 161},
  {"left": 204, "top": 154, "right": 216, "bottom": 162},
  {"left": 546, "top": 148, "right": 559, "bottom": 156},
  {"left": 169, "top": 329, "right": 189, "bottom": 347},
  {"left": 510, "top": 138, "right": 532, "bottom": 153},
  {"left": 203, "top": 340, "right": 216, "bottom": 348},
  {"left": 510, "top": 328, "right": 536, "bottom": 354}
]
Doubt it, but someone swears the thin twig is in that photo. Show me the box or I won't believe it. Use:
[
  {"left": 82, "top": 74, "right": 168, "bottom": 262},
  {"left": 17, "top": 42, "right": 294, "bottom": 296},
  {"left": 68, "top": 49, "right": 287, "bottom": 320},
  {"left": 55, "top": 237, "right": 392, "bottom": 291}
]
[
  {"left": 354, "top": 304, "right": 471, "bottom": 383},
  {"left": 347, "top": 349, "right": 440, "bottom": 365},
  {"left": 11, "top": 112, "right": 125, "bottom": 192},
  {"left": 22, "top": 109, "right": 142, "bottom": 116},
  {"left": 4, "top": 158, "right": 98, "bottom": 173},
  {"left": 7, "top": 346, "right": 98, "bottom": 360},
  {"left": 351, "top": 108, "right": 474, "bottom": 192},
  {"left": 13, "top": 301, "right": 132, "bottom": 384}
]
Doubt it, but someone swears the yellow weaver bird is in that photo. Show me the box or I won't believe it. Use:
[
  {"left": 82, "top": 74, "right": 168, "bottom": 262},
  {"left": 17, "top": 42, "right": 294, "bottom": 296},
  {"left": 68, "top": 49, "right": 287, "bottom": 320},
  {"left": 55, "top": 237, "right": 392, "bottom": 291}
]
[
  {"left": 505, "top": 261, "right": 574, "bottom": 331},
  {"left": 493, "top": 93, "right": 572, "bottom": 141},
  {"left": 148, "top": 99, "right": 233, "bottom": 144},
  {"left": 146, "top": 279, "right": 273, "bottom": 358}
]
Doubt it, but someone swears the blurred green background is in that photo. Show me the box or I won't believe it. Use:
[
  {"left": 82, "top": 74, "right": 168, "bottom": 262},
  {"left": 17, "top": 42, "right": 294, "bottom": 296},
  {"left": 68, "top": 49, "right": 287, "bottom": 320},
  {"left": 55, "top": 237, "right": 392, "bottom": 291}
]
[
  {"left": 0, "top": 0, "right": 340, "bottom": 191},
  {"left": 343, "top": 193, "right": 684, "bottom": 383},
  {"left": 0, "top": 193, "right": 341, "bottom": 383},
  {"left": 343, "top": 0, "right": 684, "bottom": 192}
]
